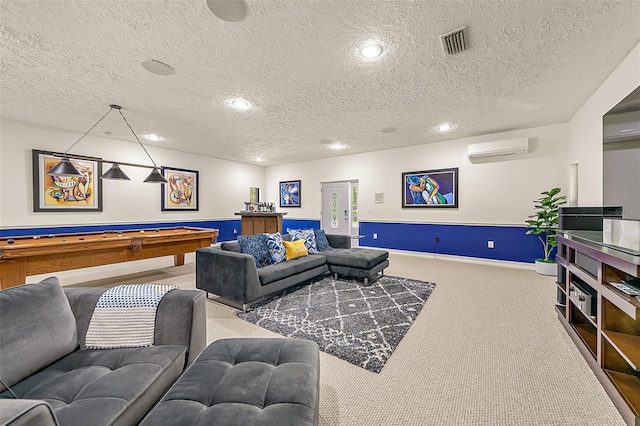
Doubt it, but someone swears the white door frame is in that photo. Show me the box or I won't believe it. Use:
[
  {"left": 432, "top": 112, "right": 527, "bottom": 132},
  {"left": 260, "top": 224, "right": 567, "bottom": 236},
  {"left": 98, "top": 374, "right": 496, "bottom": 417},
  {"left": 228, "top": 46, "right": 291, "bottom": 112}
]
[{"left": 321, "top": 179, "right": 359, "bottom": 246}]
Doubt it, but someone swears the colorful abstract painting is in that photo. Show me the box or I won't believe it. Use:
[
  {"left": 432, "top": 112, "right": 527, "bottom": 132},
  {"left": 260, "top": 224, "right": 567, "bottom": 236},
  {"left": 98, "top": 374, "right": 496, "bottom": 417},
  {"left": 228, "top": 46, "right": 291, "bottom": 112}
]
[
  {"left": 280, "top": 180, "right": 301, "bottom": 207},
  {"left": 161, "top": 167, "right": 199, "bottom": 211},
  {"left": 32, "top": 149, "right": 102, "bottom": 212},
  {"left": 402, "top": 168, "right": 458, "bottom": 208}
]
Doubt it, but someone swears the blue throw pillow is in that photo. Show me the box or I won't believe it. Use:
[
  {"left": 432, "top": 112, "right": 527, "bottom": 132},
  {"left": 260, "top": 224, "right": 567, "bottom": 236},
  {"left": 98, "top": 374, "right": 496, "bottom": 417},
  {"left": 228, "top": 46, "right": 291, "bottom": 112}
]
[
  {"left": 237, "top": 234, "right": 272, "bottom": 268},
  {"left": 314, "top": 229, "right": 332, "bottom": 251},
  {"left": 266, "top": 232, "right": 286, "bottom": 264},
  {"left": 288, "top": 229, "right": 318, "bottom": 253}
]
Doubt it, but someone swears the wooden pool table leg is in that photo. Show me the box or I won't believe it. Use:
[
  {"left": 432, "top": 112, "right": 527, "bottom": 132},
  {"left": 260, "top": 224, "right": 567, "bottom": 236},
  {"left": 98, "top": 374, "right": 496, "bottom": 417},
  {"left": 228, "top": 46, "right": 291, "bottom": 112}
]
[
  {"left": 0, "top": 258, "right": 28, "bottom": 289},
  {"left": 173, "top": 253, "right": 185, "bottom": 266}
]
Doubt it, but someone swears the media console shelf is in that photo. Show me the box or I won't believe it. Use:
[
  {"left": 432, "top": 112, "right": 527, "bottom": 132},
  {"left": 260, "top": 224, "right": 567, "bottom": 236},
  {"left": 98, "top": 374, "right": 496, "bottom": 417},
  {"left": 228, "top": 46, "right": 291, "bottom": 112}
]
[{"left": 556, "top": 232, "right": 640, "bottom": 426}]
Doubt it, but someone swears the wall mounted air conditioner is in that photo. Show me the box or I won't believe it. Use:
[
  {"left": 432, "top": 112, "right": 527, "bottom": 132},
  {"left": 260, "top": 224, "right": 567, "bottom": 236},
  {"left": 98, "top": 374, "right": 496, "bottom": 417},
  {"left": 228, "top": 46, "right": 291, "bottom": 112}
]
[{"left": 468, "top": 137, "right": 529, "bottom": 159}]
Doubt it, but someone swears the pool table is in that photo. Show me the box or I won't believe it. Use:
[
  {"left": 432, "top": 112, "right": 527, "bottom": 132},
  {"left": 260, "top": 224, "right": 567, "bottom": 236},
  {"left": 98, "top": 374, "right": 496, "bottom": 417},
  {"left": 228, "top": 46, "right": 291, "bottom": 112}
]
[{"left": 0, "top": 227, "right": 218, "bottom": 289}]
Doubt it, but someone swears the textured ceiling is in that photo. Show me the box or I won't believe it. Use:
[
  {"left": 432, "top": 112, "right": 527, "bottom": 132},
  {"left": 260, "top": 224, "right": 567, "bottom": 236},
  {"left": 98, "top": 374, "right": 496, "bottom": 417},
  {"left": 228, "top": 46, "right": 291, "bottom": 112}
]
[{"left": 1, "top": 0, "right": 639, "bottom": 166}]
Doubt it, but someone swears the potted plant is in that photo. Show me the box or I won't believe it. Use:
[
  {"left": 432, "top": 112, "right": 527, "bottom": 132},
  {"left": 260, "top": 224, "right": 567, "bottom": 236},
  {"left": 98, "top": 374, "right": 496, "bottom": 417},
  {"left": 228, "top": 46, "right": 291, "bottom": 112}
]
[{"left": 526, "top": 187, "right": 567, "bottom": 275}]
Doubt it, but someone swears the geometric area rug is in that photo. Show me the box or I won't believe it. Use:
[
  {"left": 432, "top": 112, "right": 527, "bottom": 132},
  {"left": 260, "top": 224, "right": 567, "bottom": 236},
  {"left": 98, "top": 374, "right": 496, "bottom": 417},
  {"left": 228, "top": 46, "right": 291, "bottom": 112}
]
[{"left": 236, "top": 275, "right": 436, "bottom": 373}]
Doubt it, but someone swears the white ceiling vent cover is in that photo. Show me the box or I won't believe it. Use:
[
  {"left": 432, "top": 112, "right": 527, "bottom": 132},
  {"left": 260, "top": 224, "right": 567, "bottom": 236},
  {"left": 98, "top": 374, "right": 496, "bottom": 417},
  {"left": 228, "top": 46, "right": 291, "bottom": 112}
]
[
  {"left": 468, "top": 138, "right": 529, "bottom": 159},
  {"left": 440, "top": 26, "right": 468, "bottom": 55}
]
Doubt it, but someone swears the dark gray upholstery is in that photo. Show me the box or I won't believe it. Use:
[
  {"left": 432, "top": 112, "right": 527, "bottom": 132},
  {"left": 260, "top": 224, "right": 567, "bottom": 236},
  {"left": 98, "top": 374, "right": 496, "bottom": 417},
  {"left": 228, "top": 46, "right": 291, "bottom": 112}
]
[
  {"left": 196, "top": 233, "right": 390, "bottom": 310},
  {"left": 257, "top": 254, "right": 326, "bottom": 285},
  {"left": 196, "top": 247, "right": 329, "bottom": 311},
  {"left": 0, "top": 278, "right": 77, "bottom": 392},
  {"left": 4, "top": 346, "right": 186, "bottom": 426},
  {"left": 322, "top": 247, "right": 389, "bottom": 269},
  {"left": 0, "top": 278, "right": 207, "bottom": 426},
  {"left": 140, "top": 338, "right": 320, "bottom": 426},
  {"left": 220, "top": 241, "right": 241, "bottom": 252},
  {"left": 325, "top": 234, "right": 351, "bottom": 249},
  {"left": 322, "top": 248, "right": 389, "bottom": 283},
  {"left": 0, "top": 399, "right": 58, "bottom": 426}
]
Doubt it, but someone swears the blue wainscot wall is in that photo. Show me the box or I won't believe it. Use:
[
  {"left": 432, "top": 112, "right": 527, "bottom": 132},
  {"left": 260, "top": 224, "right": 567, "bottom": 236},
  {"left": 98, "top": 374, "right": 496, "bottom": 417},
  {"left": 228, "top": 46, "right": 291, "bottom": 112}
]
[
  {"left": 0, "top": 220, "right": 240, "bottom": 242},
  {"left": 1, "top": 219, "right": 545, "bottom": 263},
  {"left": 358, "top": 221, "right": 545, "bottom": 263}
]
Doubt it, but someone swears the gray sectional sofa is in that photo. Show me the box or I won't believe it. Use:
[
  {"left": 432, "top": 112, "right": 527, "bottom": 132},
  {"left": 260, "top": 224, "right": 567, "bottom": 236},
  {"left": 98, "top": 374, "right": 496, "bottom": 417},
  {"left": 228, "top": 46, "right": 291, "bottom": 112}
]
[
  {"left": 196, "top": 233, "right": 389, "bottom": 311},
  {"left": 0, "top": 277, "right": 205, "bottom": 426},
  {"left": 0, "top": 277, "right": 322, "bottom": 426}
]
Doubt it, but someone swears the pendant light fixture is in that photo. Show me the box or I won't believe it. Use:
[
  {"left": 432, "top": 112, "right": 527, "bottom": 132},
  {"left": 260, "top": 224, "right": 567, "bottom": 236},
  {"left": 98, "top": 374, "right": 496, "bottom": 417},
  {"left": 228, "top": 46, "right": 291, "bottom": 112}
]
[
  {"left": 47, "top": 104, "right": 168, "bottom": 183},
  {"left": 100, "top": 162, "right": 130, "bottom": 180}
]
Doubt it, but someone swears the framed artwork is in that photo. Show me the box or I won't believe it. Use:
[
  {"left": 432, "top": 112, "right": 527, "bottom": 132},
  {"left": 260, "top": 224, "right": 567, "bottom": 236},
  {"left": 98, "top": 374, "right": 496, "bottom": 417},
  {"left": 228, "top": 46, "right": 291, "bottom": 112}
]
[
  {"left": 32, "top": 149, "right": 103, "bottom": 212},
  {"left": 249, "top": 187, "right": 260, "bottom": 204},
  {"left": 280, "top": 180, "right": 301, "bottom": 207},
  {"left": 402, "top": 167, "right": 459, "bottom": 208},
  {"left": 161, "top": 167, "right": 199, "bottom": 211}
]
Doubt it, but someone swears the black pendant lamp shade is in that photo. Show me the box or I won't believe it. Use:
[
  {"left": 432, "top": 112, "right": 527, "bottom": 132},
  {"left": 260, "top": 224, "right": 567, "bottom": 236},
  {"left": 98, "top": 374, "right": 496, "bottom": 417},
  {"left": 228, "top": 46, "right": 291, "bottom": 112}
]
[
  {"left": 47, "top": 104, "right": 167, "bottom": 183},
  {"left": 101, "top": 163, "right": 131, "bottom": 180},
  {"left": 144, "top": 167, "right": 168, "bottom": 183},
  {"left": 47, "top": 158, "right": 84, "bottom": 177}
]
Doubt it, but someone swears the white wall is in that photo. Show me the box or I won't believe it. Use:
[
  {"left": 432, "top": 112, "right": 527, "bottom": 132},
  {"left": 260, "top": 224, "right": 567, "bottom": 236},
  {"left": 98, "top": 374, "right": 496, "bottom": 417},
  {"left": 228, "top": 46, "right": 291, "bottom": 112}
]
[
  {"left": 568, "top": 41, "right": 640, "bottom": 207},
  {"left": 265, "top": 123, "right": 568, "bottom": 226},
  {"left": 0, "top": 118, "right": 264, "bottom": 228},
  {"left": 4, "top": 42, "right": 638, "bottom": 230}
]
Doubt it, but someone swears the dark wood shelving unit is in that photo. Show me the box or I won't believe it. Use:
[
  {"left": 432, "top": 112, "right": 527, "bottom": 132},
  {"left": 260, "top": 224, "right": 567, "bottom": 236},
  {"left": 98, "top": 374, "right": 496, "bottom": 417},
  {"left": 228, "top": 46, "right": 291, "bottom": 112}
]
[
  {"left": 557, "top": 233, "right": 640, "bottom": 426},
  {"left": 605, "top": 370, "right": 640, "bottom": 418},
  {"left": 603, "top": 331, "right": 640, "bottom": 371},
  {"left": 571, "top": 321, "right": 597, "bottom": 358}
]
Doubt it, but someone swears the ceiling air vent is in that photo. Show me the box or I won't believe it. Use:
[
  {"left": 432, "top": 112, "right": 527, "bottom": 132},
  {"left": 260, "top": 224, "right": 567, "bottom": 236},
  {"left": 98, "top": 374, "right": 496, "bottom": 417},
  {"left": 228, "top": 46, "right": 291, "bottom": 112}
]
[{"left": 440, "top": 26, "right": 468, "bottom": 55}]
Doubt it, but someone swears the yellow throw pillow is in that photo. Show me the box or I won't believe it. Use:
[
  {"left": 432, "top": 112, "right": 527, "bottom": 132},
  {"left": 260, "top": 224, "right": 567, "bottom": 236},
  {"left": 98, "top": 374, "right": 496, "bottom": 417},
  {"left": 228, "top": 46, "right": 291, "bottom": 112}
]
[{"left": 283, "top": 239, "right": 308, "bottom": 260}]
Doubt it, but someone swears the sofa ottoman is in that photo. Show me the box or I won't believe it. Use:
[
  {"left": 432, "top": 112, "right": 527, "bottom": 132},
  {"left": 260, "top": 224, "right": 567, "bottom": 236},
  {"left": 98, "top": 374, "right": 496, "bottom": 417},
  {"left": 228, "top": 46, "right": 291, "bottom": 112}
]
[
  {"left": 322, "top": 247, "right": 389, "bottom": 284},
  {"left": 140, "top": 338, "right": 320, "bottom": 426}
]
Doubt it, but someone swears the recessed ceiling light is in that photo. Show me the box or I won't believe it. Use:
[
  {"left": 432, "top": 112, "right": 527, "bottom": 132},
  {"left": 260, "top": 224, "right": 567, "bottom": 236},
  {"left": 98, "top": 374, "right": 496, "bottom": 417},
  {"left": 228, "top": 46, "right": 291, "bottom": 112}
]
[
  {"left": 328, "top": 142, "right": 346, "bottom": 150},
  {"left": 144, "top": 134, "right": 164, "bottom": 142},
  {"left": 436, "top": 123, "right": 453, "bottom": 132},
  {"left": 359, "top": 41, "right": 383, "bottom": 59},
  {"left": 226, "top": 98, "right": 252, "bottom": 111},
  {"left": 255, "top": 157, "right": 264, "bottom": 162},
  {"left": 140, "top": 60, "right": 175, "bottom": 76}
]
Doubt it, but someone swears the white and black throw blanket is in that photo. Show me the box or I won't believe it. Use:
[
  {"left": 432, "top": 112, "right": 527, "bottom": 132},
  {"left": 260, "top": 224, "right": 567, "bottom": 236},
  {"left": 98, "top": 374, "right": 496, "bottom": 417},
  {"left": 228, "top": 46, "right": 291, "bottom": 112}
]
[
  {"left": 85, "top": 284, "right": 177, "bottom": 349},
  {"left": 237, "top": 275, "right": 436, "bottom": 373}
]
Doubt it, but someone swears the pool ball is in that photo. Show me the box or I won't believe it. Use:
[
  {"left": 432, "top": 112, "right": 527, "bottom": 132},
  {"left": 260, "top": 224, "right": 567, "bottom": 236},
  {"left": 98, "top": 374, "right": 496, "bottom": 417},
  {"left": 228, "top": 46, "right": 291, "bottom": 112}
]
[
  {"left": 140, "top": 230, "right": 145, "bottom": 234},
  {"left": 102, "top": 234, "right": 108, "bottom": 238},
  {"left": 7, "top": 239, "right": 15, "bottom": 244},
  {"left": 49, "top": 234, "right": 55, "bottom": 238},
  {"left": 117, "top": 233, "right": 123, "bottom": 237},
  {"left": 79, "top": 237, "right": 85, "bottom": 240}
]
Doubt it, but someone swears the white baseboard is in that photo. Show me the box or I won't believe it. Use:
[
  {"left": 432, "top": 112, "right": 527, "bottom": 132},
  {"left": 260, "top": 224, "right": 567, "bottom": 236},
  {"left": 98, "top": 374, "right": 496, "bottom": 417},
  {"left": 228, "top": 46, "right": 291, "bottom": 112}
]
[{"left": 386, "top": 248, "right": 536, "bottom": 270}]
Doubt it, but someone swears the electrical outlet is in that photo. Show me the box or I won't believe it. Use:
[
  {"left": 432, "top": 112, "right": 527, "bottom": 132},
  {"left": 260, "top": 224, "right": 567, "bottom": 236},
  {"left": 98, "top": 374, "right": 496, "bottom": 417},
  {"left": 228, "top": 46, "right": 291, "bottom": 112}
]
[
  {"left": 373, "top": 233, "right": 378, "bottom": 239},
  {"left": 233, "top": 229, "right": 237, "bottom": 234},
  {"left": 435, "top": 237, "right": 440, "bottom": 243},
  {"left": 488, "top": 240, "right": 494, "bottom": 248}
]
